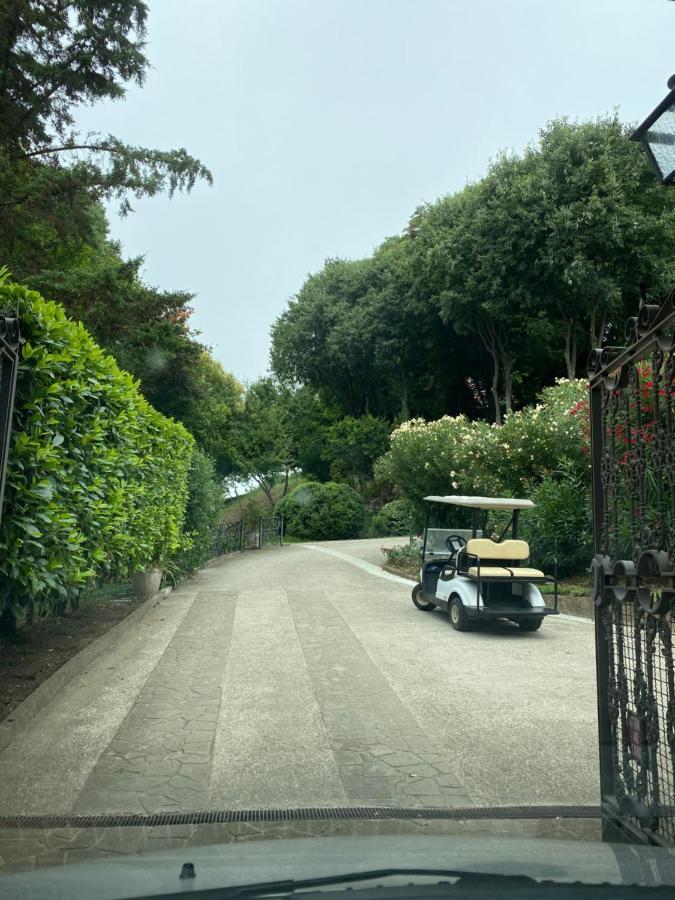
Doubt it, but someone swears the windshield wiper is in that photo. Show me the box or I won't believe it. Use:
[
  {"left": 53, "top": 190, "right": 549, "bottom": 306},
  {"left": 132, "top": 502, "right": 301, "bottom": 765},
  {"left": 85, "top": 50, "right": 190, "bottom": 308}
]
[
  {"left": 214, "top": 867, "right": 538, "bottom": 896},
  {"left": 137, "top": 864, "right": 675, "bottom": 900},
  {"left": 142, "top": 866, "right": 541, "bottom": 900}
]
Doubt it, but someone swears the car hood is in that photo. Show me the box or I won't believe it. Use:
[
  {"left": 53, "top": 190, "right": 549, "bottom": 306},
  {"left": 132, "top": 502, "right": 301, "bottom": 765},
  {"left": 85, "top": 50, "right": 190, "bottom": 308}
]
[{"left": 2, "top": 833, "right": 675, "bottom": 899}]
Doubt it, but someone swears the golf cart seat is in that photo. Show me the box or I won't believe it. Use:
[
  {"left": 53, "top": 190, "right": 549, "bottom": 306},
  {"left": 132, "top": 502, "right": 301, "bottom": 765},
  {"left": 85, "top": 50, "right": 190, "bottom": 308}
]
[
  {"left": 467, "top": 565, "right": 546, "bottom": 579},
  {"left": 462, "top": 538, "right": 546, "bottom": 580}
]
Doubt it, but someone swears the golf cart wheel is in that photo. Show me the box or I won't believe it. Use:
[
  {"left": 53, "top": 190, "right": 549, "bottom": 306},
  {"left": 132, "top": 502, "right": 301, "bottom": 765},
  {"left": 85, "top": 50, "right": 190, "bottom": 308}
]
[
  {"left": 448, "top": 594, "right": 470, "bottom": 632},
  {"left": 519, "top": 617, "right": 544, "bottom": 632},
  {"left": 412, "top": 583, "right": 435, "bottom": 611}
]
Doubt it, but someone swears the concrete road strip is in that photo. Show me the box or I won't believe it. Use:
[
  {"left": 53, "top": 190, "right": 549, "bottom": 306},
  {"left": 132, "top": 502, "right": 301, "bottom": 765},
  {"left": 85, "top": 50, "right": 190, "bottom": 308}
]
[{"left": 305, "top": 543, "right": 414, "bottom": 586}]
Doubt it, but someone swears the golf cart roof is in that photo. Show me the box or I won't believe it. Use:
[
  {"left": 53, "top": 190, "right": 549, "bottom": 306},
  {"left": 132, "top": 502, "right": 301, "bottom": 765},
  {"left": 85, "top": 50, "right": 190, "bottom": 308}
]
[{"left": 423, "top": 495, "right": 535, "bottom": 510}]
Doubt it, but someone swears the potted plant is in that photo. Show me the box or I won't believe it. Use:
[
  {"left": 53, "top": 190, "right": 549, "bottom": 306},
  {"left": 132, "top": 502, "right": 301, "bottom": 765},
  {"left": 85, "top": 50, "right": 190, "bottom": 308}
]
[
  {"left": 132, "top": 565, "right": 162, "bottom": 600},
  {"left": 132, "top": 558, "right": 182, "bottom": 600}
]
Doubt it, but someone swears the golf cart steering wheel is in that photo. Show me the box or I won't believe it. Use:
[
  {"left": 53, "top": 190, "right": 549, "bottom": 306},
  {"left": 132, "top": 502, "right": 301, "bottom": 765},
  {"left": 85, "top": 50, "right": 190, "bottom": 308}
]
[{"left": 445, "top": 534, "right": 467, "bottom": 555}]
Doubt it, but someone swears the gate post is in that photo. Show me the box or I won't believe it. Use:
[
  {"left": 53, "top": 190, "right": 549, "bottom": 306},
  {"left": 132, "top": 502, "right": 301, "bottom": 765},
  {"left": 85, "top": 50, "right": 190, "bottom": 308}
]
[{"left": 590, "top": 376, "right": 619, "bottom": 840}]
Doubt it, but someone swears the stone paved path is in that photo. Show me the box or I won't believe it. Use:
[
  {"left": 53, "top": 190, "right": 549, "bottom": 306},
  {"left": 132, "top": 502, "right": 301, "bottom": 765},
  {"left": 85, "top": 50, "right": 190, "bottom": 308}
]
[{"left": 0, "top": 540, "right": 599, "bottom": 817}]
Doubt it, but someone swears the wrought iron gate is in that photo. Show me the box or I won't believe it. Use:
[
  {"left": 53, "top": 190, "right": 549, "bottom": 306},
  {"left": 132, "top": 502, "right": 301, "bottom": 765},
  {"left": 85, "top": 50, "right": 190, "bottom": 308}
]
[
  {"left": 589, "top": 292, "right": 675, "bottom": 845},
  {"left": 259, "top": 515, "right": 283, "bottom": 547}
]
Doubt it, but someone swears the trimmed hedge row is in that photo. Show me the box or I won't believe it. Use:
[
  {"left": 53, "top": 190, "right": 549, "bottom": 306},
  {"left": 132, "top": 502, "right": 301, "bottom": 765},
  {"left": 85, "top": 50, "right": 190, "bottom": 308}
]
[{"left": 0, "top": 282, "right": 194, "bottom": 619}]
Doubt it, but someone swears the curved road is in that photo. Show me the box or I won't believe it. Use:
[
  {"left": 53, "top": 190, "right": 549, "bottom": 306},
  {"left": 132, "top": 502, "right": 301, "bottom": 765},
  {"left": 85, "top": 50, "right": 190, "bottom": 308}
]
[{"left": 0, "top": 539, "right": 598, "bottom": 819}]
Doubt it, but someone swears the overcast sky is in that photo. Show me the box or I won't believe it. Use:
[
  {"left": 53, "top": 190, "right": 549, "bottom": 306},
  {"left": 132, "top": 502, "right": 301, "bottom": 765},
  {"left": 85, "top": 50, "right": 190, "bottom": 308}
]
[{"left": 74, "top": 0, "right": 675, "bottom": 383}]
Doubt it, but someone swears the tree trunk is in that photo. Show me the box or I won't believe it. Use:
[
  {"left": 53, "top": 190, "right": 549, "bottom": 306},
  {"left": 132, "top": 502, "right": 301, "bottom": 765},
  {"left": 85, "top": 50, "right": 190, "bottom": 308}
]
[
  {"left": 260, "top": 482, "right": 276, "bottom": 511},
  {"left": 478, "top": 323, "right": 502, "bottom": 425},
  {"left": 490, "top": 350, "right": 501, "bottom": 425},
  {"left": 564, "top": 317, "right": 577, "bottom": 379},
  {"left": 0, "top": 604, "right": 17, "bottom": 639},
  {"left": 399, "top": 381, "right": 410, "bottom": 422},
  {"left": 589, "top": 308, "right": 607, "bottom": 350},
  {"left": 502, "top": 354, "right": 513, "bottom": 417},
  {"left": 282, "top": 467, "right": 290, "bottom": 498}
]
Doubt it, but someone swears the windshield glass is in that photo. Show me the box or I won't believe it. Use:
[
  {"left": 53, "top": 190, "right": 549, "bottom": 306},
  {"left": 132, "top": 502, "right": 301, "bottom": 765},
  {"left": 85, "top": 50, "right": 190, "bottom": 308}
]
[{"left": 1, "top": 0, "right": 675, "bottom": 893}]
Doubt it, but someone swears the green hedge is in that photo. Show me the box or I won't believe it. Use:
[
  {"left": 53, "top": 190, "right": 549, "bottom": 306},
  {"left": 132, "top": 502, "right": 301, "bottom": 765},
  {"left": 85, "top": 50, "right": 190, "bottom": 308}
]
[
  {"left": 172, "top": 448, "right": 224, "bottom": 574},
  {"left": 521, "top": 462, "right": 593, "bottom": 577},
  {"left": 0, "top": 282, "right": 194, "bottom": 619},
  {"left": 275, "top": 481, "right": 365, "bottom": 540},
  {"left": 372, "top": 499, "right": 418, "bottom": 536}
]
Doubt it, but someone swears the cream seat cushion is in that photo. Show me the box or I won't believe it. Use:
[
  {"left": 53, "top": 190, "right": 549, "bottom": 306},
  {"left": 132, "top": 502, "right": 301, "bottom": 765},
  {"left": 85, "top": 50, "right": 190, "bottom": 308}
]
[
  {"left": 467, "top": 565, "right": 546, "bottom": 579},
  {"left": 468, "top": 566, "right": 512, "bottom": 578},
  {"left": 466, "top": 538, "right": 530, "bottom": 560}
]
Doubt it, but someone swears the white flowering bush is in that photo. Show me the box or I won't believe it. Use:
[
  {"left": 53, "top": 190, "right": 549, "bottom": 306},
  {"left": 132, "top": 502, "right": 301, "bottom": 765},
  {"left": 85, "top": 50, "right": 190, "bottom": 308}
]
[{"left": 375, "top": 379, "right": 590, "bottom": 504}]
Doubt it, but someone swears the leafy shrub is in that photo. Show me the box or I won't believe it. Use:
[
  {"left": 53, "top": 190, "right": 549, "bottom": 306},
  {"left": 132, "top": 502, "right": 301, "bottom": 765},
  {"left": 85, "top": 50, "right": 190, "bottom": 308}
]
[
  {"left": 381, "top": 540, "right": 422, "bottom": 574},
  {"left": 521, "top": 463, "right": 592, "bottom": 577},
  {"left": 375, "top": 378, "right": 590, "bottom": 507},
  {"left": 372, "top": 499, "right": 418, "bottom": 536},
  {"left": 173, "top": 449, "right": 224, "bottom": 573},
  {"left": 0, "top": 282, "right": 194, "bottom": 622},
  {"left": 275, "top": 481, "right": 365, "bottom": 540}
]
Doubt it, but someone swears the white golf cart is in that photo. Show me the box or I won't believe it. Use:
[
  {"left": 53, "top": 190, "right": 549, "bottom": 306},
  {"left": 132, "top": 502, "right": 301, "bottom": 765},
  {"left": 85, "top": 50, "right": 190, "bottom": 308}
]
[{"left": 411, "top": 495, "right": 559, "bottom": 632}]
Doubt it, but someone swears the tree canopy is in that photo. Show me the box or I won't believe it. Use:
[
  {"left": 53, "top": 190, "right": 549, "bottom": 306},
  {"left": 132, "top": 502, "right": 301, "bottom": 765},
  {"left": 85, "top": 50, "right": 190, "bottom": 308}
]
[{"left": 271, "top": 115, "right": 675, "bottom": 425}]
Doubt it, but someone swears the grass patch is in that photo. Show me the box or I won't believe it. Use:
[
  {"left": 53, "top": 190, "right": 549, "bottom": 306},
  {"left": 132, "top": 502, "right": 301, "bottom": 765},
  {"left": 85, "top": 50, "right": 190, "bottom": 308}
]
[
  {"left": 540, "top": 576, "right": 591, "bottom": 597},
  {"left": 222, "top": 475, "right": 306, "bottom": 525}
]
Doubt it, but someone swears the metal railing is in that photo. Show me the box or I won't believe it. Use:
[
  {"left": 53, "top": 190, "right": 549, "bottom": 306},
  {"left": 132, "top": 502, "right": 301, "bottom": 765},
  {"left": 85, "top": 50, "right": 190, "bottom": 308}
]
[
  {"left": 212, "top": 515, "right": 284, "bottom": 556},
  {"left": 212, "top": 519, "right": 244, "bottom": 556}
]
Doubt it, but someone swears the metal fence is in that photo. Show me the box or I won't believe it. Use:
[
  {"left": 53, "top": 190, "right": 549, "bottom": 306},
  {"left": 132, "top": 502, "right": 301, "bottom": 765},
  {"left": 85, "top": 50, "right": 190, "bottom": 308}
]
[
  {"left": 589, "top": 292, "right": 675, "bottom": 845},
  {"left": 212, "top": 515, "right": 283, "bottom": 557},
  {"left": 212, "top": 519, "right": 244, "bottom": 556},
  {"left": 0, "top": 314, "right": 20, "bottom": 525}
]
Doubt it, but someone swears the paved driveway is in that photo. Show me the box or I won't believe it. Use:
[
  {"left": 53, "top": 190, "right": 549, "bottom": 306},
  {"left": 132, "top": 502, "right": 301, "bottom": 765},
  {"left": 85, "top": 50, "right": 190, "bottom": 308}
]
[{"left": 0, "top": 540, "right": 599, "bottom": 817}]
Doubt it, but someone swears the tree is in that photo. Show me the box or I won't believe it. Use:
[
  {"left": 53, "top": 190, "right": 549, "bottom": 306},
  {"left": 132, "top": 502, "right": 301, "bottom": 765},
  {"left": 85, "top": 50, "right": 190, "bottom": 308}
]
[
  {"left": 271, "top": 258, "right": 386, "bottom": 417},
  {"left": 270, "top": 245, "right": 483, "bottom": 423},
  {"left": 229, "top": 378, "right": 294, "bottom": 508},
  {"left": 322, "top": 415, "right": 390, "bottom": 488},
  {"left": 416, "top": 169, "right": 549, "bottom": 424},
  {"left": 183, "top": 353, "right": 243, "bottom": 476},
  {"left": 26, "top": 245, "right": 192, "bottom": 349},
  {"left": 285, "top": 386, "right": 334, "bottom": 481},
  {"left": 0, "top": 2, "right": 211, "bottom": 269},
  {"left": 532, "top": 116, "right": 675, "bottom": 376},
  {"left": 0, "top": 1, "right": 210, "bottom": 193}
]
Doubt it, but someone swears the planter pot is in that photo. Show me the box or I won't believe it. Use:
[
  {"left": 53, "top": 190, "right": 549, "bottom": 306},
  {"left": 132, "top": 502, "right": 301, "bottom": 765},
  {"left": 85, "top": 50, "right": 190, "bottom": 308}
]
[{"left": 132, "top": 568, "right": 162, "bottom": 600}]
